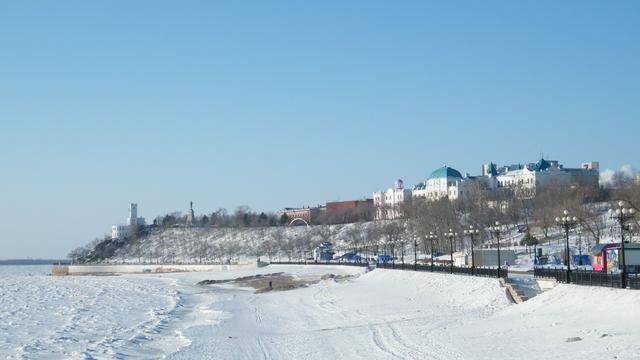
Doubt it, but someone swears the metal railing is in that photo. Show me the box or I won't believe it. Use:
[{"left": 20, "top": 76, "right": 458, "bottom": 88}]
[
  {"left": 377, "top": 262, "right": 507, "bottom": 278},
  {"left": 270, "top": 260, "right": 368, "bottom": 268},
  {"left": 626, "top": 274, "right": 640, "bottom": 290},
  {"left": 534, "top": 267, "right": 640, "bottom": 289},
  {"left": 270, "top": 260, "right": 508, "bottom": 278}
]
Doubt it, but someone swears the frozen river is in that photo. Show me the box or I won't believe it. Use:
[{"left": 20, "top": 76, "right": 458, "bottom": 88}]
[{"left": 1, "top": 265, "right": 639, "bottom": 359}]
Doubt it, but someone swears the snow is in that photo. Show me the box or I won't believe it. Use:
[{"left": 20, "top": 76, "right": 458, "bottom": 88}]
[
  {"left": 2, "top": 265, "right": 640, "bottom": 359},
  {"left": 102, "top": 224, "right": 362, "bottom": 264},
  {"left": 0, "top": 266, "right": 186, "bottom": 359}
]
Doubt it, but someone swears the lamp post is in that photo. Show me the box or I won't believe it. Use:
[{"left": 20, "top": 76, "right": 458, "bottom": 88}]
[
  {"left": 445, "top": 229, "right": 458, "bottom": 274},
  {"left": 577, "top": 229, "right": 582, "bottom": 266},
  {"left": 428, "top": 232, "right": 437, "bottom": 272},
  {"left": 464, "top": 225, "right": 480, "bottom": 275},
  {"left": 555, "top": 210, "right": 578, "bottom": 283},
  {"left": 609, "top": 201, "right": 636, "bottom": 288},
  {"left": 413, "top": 234, "right": 418, "bottom": 271},
  {"left": 489, "top": 221, "right": 502, "bottom": 278}
]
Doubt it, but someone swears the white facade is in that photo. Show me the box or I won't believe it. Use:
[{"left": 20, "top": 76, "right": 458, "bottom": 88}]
[
  {"left": 412, "top": 166, "right": 471, "bottom": 201},
  {"left": 112, "top": 203, "right": 145, "bottom": 240},
  {"left": 111, "top": 224, "right": 130, "bottom": 240},
  {"left": 373, "top": 179, "right": 412, "bottom": 220},
  {"left": 385, "top": 159, "right": 601, "bottom": 211},
  {"left": 127, "top": 203, "right": 146, "bottom": 226},
  {"left": 488, "top": 159, "right": 599, "bottom": 198}
]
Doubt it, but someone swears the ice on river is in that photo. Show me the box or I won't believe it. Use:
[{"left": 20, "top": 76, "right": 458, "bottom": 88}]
[{"left": 0, "top": 265, "right": 186, "bottom": 359}]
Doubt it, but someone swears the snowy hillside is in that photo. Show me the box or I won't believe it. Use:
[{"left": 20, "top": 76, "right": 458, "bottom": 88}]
[
  {"left": 86, "top": 223, "right": 374, "bottom": 264},
  {"left": 76, "top": 200, "right": 628, "bottom": 268}
]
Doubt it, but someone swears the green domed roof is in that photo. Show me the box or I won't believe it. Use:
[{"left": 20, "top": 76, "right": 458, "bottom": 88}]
[
  {"left": 531, "top": 158, "right": 551, "bottom": 172},
  {"left": 487, "top": 162, "right": 498, "bottom": 176},
  {"left": 428, "top": 166, "right": 463, "bottom": 179}
]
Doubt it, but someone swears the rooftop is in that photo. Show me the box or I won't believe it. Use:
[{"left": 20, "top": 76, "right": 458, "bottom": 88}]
[{"left": 429, "top": 166, "right": 463, "bottom": 180}]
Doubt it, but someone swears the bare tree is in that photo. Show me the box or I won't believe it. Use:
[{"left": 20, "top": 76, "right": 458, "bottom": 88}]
[
  {"left": 344, "top": 223, "right": 365, "bottom": 254},
  {"left": 380, "top": 221, "right": 406, "bottom": 265}
]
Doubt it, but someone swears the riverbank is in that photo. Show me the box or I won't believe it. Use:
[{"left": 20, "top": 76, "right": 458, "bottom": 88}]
[{"left": 51, "top": 260, "right": 261, "bottom": 276}]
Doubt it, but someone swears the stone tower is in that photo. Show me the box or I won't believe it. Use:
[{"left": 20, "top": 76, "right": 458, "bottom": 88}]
[{"left": 128, "top": 203, "right": 138, "bottom": 226}]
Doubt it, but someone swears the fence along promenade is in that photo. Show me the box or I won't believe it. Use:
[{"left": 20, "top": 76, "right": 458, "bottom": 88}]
[
  {"left": 534, "top": 267, "right": 640, "bottom": 290},
  {"left": 269, "top": 260, "right": 508, "bottom": 278}
]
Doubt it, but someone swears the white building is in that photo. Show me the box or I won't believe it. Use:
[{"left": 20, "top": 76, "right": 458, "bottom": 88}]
[
  {"left": 373, "top": 179, "right": 412, "bottom": 220},
  {"left": 111, "top": 224, "right": 130, "bottom": 240},
  {"left": 486, "top": 159, "right": 599, "bottom": 198},
  {"left": 412, "top": 166, "right": 473, "bottom": 201},
  {"left": 372, "top": 159, "right": 598, "bottom": 219},
  {"left": 127, "top": 203, "right": 145, "bottom": 226},
  {"left": 456, "top": 249, "right": 517, "bottom": 267},
  {"left": 111, "top": 203, "right": 145, "bottom": 240}
]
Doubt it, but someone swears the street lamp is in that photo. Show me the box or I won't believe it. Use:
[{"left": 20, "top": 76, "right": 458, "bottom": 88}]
[
  {"left": 445, "top": 229, "right": 458, "bottom": 273},
  {"left": 413, "top": 234, "right": 418, "bottom": 271},
  {"left": 577, "top": 229, "right": 582, "bottom": 266},
  {"left": 463, "top": 225, "right": 481, "bottom": 274},
  {"left": 555, "top": 210, "right": 578, "bottom": 283},
  {"left": 428, "top": 232, "right": 438, "bottom": 272},
  {"left": 609, "top": 201, "right": 637, "bottom": 288},
  {"left": 489, "top": 221, "right": 503, "bottom": 278}
]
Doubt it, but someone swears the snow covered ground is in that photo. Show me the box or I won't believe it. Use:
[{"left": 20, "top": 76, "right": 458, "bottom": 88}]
[{"left": 1, "top": 265, "right": 639, "bottom": 359}]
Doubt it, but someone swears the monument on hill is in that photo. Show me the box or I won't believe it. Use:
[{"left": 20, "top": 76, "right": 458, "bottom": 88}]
[{"left": 186, "top": 201, "right": 195, "bottom": 226}]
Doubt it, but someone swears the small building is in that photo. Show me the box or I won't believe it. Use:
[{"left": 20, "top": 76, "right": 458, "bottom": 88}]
[
  {"left": 278, "top": 206, "right": 324, "bottom": 225},
  {"left": 326, "top": 199, "right": 373, "bottom": 211},
  {"left": 591, "top": 243, "right": 617, "bottom": 272},
  {"left": 111, "top": 224, "right": 130, "bottom": 240},
  {"left": 313, "top": 242, "right": 335, "bottom": 261},
  {"left": 605, "top": 244, "right": 640, "bottom": 274},
  {"left": 453, "top": 252, "right": 467, "bottom": 266},
  {"left": 324, "top": 199, "right": 373, "bottom": 223},
  {"left": 461, "top": 249, "right": 517, "bottom": 267}
]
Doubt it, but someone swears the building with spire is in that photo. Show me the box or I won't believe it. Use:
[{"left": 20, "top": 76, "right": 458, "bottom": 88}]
[{"left": 111, "top": 203, "right": 146, "bottom": 240}]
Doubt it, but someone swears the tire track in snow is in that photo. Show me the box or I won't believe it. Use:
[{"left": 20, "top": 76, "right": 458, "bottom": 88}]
[
  {"left": 307, "top": 281, "right": 464, "bottom": 360},
  {"left": 308, "top": 281, "right": 426, "bottom": 359},
  {"left": 257, "top": 336, "right": 272, "bottom": 360}
]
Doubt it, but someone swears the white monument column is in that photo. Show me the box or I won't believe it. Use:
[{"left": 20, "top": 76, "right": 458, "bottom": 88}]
[{"left": 128, "top": 203, "right": 138, "bottom": 226}]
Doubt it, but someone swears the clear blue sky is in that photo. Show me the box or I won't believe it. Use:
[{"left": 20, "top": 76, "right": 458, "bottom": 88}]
[{"left": 1, "top": 1, "right": 638, "bottom": 259}]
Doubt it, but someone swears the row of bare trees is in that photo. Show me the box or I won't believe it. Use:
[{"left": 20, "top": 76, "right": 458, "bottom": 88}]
[{"left": 153, "top": 206, "right": 285, "bottom": 228}]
